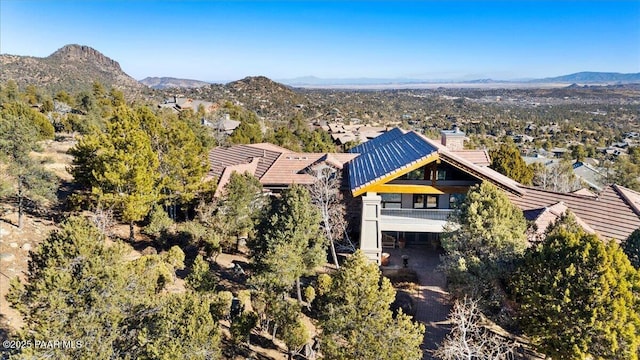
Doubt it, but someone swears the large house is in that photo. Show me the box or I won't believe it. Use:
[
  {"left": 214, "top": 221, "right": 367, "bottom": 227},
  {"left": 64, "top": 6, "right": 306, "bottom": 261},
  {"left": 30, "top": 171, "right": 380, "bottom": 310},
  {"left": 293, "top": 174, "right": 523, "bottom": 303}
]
[
  {"left": 347, "top": 128, "right": 640, "bottom": 263},
  {"left": 208, "top": 128, "right": 640, "bottom": 264}
]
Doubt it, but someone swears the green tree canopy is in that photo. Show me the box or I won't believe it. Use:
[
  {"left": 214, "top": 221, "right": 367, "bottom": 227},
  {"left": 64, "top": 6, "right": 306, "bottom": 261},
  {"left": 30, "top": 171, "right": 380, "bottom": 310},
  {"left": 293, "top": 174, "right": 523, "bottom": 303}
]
[
  {"left": 137, "top": 107, "right": 210, "bottom": 219},
  {"left": 623, "top": 228, "right": 640, "bottom": 269},
  {"left": 317, "top": 250, "right": 425, "bottom": 360},
  {"left": 1, "top": 101, "right": 55, "bottom": 140},
  {"left": 70, "top": 105, "right": 160, "bottom": 239},
  {"left": 250, "top": 185, "right": 326, "bottom": 302},
  {"left": 489, "top": 142, "right": 534, "bottom": 185},
  {"left": 511, "top": 221, "right": 640, "bottom": 360},
  {"left": 441, "top": 182, "right": 527, "bottom": 307},
  {"left": 7, "top": 216, "right": 221, "bottom": 360},
  {"left": 217, "top": 172, "right": 265, "bottom": 244},
  {"left": 0, "top": 113, "right": 57, "bottom": 227}
]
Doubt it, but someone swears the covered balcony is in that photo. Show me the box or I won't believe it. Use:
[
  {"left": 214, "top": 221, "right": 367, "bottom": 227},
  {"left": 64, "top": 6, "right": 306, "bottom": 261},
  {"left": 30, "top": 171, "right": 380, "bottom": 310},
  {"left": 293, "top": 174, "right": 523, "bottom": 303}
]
[{"left": 380, "top": 208, "right": 455, "bottom": 232}]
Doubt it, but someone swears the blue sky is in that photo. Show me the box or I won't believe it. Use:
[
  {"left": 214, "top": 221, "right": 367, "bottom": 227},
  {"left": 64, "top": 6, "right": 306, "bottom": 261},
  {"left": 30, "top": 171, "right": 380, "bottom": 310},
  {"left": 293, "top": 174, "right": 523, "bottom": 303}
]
[{"left": 1, "top": 1, "right": 639, "bottom": 81}]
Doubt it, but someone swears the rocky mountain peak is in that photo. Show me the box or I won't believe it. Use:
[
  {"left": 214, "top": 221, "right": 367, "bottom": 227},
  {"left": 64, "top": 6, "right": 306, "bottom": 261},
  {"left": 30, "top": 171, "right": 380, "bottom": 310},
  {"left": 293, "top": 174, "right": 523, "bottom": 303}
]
[{"left": 48, "top": 44, "right": 122, "bottom": 70}]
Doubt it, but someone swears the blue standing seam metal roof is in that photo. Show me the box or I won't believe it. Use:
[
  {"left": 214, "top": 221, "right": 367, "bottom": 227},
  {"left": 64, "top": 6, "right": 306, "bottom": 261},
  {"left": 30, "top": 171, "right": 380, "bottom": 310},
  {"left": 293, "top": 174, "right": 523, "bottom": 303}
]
[
  {"left": 348, "top": 127, "right": 405, "bottom": 154},
  {"left": 349, "top": 131, "right": 439, "bottom": 190}
]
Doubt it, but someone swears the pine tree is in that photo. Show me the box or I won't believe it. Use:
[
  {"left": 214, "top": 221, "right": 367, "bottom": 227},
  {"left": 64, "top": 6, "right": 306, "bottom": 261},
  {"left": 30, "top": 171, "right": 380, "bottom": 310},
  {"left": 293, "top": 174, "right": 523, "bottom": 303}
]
[
  {"left": 137, "top": 107, "right": 210, "bottom": 219},
  {"left": 318, "top": 250, "right": 425, "bottom": 360},
  {"left": 251, "top": 185, "right": 326, "bottom": 302},
  {"left": 70, "top": 106, "right": 160, "bottom": 240},
  {"left": 216, "top": 172, "right": 265, "bottom": 249},
  {"left": 511, "top": 224, "right": 640, "bottom": 359},
  {"left": 0, "top": 113, "right": 57, "bottom": 228},
  {"left": 489, "top": 142, "right": 534, "bottom": 185}
]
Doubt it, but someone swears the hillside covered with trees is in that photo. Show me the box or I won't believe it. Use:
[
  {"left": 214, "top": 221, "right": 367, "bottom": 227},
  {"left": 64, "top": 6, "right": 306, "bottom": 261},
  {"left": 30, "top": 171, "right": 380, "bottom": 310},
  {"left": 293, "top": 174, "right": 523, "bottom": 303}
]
[{"left": 1, "top": 61, "right": 640, "bottom": 359}]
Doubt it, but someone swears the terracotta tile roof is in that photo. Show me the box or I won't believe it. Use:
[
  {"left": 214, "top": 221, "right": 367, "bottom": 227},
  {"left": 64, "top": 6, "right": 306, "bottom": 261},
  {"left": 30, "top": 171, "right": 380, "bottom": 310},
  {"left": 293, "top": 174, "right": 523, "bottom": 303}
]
[
  {"left": 572, "top": 188, "right": 597, "bottom": 197},
  {"left": 507, "top": 185, "right": 640, "bottom": 242},
  {"left": 207, "top": 144, "right": 284, "bottom": 180},
  {"left": 214, "top": 157, "right": 260, "bottom": 198},
  {"left": 450, "top": 150, "right": 491, "bottom": 166},
  {"left": 524, "top": 201, "right": 595, "bottom": 236},
  {"left": 613, "top": 184, "right": 640, "bottom": 216},
  {"left": 246, "top": 143, "right": 293, "bottom": 153},
  {"left": 208, "top": 143, "right": 357, "bottom": 191},
  {"left": 261, "top": 152, "right": 357, "bottom": 186}
]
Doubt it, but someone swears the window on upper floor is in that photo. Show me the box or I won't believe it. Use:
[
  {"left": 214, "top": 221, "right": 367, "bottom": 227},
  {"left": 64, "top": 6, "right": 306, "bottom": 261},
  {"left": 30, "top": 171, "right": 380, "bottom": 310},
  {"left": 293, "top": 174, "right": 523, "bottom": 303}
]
[
  {"left": 413, "top": 194, "right": 438, "bottom": 209},
  {"left": 401, "top": 166, "right": 429, "bottom": 180},
  {"left": 381, "top": 193, "right": 402, "bottom": 209}
]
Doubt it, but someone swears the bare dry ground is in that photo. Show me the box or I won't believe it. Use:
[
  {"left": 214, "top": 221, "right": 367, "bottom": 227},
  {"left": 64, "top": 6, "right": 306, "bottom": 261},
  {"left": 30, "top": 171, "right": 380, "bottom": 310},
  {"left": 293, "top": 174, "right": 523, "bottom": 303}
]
[{"left": 0, "top": 137, "right": 76, "bottom": 334}]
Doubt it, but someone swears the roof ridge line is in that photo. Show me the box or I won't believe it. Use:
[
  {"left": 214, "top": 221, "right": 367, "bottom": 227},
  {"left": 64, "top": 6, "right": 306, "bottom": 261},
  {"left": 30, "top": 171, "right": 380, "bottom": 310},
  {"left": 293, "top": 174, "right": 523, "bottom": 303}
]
[
  {"left": 519, "top": 185, "right": 603, "bottom": 199},
  {"left": 612, "top": 184, "right": 640, "bottom": 217}
]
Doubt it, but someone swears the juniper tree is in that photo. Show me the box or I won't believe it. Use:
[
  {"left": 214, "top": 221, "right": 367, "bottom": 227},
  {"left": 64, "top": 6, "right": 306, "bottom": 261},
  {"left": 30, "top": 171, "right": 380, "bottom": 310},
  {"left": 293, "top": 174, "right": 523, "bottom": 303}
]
[
  {"left": 511, "top": 223, "right": 640, "bottom": 360},
  {"left": 441, "top": 182, "right": 527, "bottom": 307},
  {"left": 7, "top": 216, "right": 221, "bottom": 360},
  {"left": 318, "top": 250, "right": 425, "bottom": 360},
  {"left": 489, "top": 142, "right": 534, "bottom": 185}
]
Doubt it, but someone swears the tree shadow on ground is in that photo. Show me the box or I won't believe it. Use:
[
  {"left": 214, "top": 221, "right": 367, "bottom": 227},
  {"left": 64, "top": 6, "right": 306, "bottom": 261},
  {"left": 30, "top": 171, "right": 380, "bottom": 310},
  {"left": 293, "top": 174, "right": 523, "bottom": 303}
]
[{"left": 0, "top": 314, "right": 11, "bottom": 342}]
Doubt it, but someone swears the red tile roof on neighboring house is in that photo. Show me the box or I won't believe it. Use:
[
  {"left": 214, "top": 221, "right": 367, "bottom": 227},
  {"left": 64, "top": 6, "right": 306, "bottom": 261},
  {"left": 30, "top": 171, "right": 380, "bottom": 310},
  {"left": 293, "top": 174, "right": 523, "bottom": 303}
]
[
  {"left": 450, "top": 150, "right": 491, "bottom": 167},
  {"left": 508, "top": 184, "right": 640, "bottom": 242},
  {"left": 524, "top": 201, "right": 596, "bottom": 237},
  {"left": 207, "top": 144, "right": 285, "bottom": 181}
]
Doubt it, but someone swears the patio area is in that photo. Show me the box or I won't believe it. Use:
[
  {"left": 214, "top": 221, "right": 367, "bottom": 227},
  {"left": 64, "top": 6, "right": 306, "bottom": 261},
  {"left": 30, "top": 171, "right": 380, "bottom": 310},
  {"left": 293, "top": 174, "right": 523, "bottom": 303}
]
[{"left": 381, "top": 245, "right": 452, "bottom": 359}]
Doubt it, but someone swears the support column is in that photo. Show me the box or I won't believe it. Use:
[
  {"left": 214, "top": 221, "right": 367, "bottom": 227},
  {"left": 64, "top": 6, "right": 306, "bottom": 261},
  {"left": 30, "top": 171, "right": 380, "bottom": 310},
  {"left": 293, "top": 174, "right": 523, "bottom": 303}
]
[{"left": 359, "top": 192, "right": 382, "bottom": 264}]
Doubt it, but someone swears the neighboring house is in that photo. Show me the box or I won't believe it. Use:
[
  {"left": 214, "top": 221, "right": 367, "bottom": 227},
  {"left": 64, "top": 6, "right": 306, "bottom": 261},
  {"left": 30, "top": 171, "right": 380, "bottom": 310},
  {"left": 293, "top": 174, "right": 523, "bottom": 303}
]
[
  {"left": 202, "top": 114, "right": 241, "bottom": 135},
  {"left": 326, "top": 122, "right": 390, "bottom": 145},
  {"left": 507, "top": 184, "right": 640, "bottom": 244},
  {"left": 524, "top": 201, "right": 596, "bottom": 242}
]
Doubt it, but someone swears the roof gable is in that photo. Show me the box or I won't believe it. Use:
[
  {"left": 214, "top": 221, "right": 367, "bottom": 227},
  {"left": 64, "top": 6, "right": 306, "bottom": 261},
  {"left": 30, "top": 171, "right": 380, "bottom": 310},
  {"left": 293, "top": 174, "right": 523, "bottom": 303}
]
[
  {"left": 348, "top": 131, "right": 439, "bottom": 196},
  {"left": 347, "top": 128, "right": 525, "bottom": 196}
]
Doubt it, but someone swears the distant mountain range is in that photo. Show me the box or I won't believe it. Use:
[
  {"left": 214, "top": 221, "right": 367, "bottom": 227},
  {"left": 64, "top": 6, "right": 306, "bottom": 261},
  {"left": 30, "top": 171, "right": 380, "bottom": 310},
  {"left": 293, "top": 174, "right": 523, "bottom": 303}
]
[
  {"left": 536, "top": 72, "right": 640, "bottom": 84},
  {"left": 1, "top": 44, "right": 638, "bottom": 93},
  {"left": 278, "top": 72, "right": 640, "bottom": 87},
  {"left": 139, "top": 77, "right": 211, "bottom": 89},
  {"left": 0, "top": 44, "right": 145, "bottom": 94}
]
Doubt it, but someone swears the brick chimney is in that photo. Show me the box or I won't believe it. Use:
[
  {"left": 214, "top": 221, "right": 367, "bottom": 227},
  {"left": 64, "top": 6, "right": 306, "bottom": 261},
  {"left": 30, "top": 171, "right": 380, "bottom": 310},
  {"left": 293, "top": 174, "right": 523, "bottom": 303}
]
[{"left": 440, "top": 126, "right": 465, "bottom": 150}]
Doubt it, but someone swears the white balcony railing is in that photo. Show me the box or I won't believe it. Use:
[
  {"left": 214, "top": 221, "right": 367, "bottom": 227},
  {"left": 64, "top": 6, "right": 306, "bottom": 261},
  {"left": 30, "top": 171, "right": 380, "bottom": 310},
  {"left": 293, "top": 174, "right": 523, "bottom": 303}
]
[{"left": 380, "top": 208, "right": 455, "bottom": 221}]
